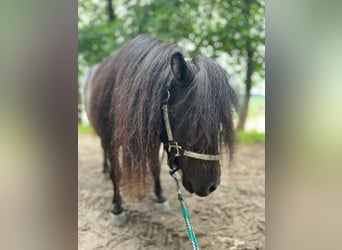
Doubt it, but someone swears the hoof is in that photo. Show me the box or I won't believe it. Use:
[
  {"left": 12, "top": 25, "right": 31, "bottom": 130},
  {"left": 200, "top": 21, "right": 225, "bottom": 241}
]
[
  {"left": 112, "top": 211, "right": 127, "bottom": 226},
  {"left": 102, "top": 172, "right": 110, "bottom": 180},
  {"left": 102, "top": 166, "right": 109, "bottom": 174},
  {"left": 157, "top": 200, "right": 170, "bottom": 213}
]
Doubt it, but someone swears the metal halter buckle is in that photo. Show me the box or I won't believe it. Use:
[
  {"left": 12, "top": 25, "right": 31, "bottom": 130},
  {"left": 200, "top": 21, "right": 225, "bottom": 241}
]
[{"left": 168, "top": 141, "right": 182, "bottom": 157}]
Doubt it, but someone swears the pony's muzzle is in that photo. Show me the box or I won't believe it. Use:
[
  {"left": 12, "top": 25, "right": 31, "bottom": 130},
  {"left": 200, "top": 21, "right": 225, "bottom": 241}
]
[
  {"left": 182, "top": 173, "right": 219, "bottom": 197},
  {"left": 194, "top": 181, "right": 218, "bottom": 197}
]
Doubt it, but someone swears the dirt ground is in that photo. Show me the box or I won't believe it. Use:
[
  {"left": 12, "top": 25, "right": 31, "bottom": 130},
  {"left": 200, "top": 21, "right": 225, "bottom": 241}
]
[{"left": 78, "top": 133, "right": 265, "bottom": 250}]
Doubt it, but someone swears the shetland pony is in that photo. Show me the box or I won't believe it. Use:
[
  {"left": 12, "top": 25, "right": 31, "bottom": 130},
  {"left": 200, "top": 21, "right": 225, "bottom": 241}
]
[{"left": 84, "top": 35, "right": 238, "bottom": 224}]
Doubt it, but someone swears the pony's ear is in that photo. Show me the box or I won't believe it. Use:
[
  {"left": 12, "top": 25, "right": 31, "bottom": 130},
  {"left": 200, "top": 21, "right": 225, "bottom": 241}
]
[{"left": 170, "top": 52, "right": 193, "bottom": 84}]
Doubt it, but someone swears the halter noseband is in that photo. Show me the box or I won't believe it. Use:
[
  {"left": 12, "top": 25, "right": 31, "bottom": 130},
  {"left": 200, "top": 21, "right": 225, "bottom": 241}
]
[{"left": 162, "top": 90, "right": 221, "bottom": 167}]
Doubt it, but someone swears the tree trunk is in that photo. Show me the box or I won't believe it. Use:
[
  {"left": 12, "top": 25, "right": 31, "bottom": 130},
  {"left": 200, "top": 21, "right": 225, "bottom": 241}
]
[
  {"left": 236, "top": 49, "right": 253, "bottom": 131},
  {"left": 236, "top": 0, "right": 254, "bottom": 131},
  {"left": 107, "top": 0, "right": 115, "bottom": 22}
]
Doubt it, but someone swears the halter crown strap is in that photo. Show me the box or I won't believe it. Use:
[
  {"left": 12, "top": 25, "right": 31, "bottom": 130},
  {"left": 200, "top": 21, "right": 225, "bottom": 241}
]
[
  {"left": 161, "top": 105, "right": 174, "bottom": 141},
  {"left": 162, "top": 91, "right": 221, "bottom": 161}
]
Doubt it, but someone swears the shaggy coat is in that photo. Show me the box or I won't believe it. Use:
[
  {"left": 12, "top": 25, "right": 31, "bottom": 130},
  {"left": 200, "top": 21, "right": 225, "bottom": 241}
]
[{"left": 86, "top": 35, "right": 238, "bottom": 198}]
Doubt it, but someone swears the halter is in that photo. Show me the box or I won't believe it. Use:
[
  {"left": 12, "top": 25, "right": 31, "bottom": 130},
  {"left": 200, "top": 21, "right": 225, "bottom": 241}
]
[
  {"left": 161, "top": 90, "right": 221, "bottom": 172},
  {"left": 163, "top": 89, "right": 221, "bottom": 250}
]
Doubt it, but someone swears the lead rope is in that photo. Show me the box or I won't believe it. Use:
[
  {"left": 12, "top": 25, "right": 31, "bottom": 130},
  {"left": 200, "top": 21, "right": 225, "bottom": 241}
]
[{"left": 169, "top": 160, "right": 200, "bottom": 250}]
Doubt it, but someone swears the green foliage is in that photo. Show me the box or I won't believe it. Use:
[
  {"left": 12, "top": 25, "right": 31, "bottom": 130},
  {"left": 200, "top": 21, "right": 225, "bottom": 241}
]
[
  {"left": 78, "top": 0, "right": 265, "bottom": 129},
  {"left": 78, "top": 21, "right": 125, "bottom": 65},
  {"left": 202, "top": 0, "right": 265, "bottom": 78},
  {"left": 78, "top": 0, "right": 264, "bottom": 75},
  {"left": 237, "top": 130, "right": 265, "bottom": 144}
]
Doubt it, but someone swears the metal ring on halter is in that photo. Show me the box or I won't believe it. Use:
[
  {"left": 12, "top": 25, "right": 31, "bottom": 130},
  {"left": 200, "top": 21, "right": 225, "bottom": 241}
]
[{"left": 162, "top": 90, "right": 170, "bottom": 103}]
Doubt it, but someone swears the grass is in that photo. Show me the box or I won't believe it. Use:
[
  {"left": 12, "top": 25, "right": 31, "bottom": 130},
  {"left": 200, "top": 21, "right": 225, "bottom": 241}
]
[
  {"left": 79, "top": 95, "right": 265, "bottom": 144},
  {"left": 247, "top": 95, "right": 265, "bottom": 118},
  {"left": 79, "top": 124, "right": 264, "bottom": 144},
  {"left": 78, "top": 124, "right": 93, "bottom": 133},
  {"left": 237, "top": 130, "right": 265, "bottom": 144}
]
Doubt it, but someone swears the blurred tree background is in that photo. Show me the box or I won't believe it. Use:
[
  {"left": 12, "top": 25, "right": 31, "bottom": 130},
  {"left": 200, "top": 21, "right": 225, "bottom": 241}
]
[{"left": 78, "top": 0, "right": 265, "bottom": 131}]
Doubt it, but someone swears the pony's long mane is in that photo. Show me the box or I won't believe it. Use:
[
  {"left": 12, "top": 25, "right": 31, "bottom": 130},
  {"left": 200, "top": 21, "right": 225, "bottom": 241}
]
[
  {"left": 93, "top": 35, "right": 238, "bottom": 198},
  {"left": 169, "top": 56, "right": 239, "bottom": 155}
]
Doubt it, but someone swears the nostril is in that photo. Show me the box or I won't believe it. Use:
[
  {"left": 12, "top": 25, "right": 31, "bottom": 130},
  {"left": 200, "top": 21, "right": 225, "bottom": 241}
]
[{"left": 209, "top": 184, "right": 217, "bottom": 193}]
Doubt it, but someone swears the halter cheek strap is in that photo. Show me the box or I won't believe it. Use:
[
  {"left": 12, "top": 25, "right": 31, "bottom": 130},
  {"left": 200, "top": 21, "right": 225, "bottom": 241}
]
[{"left": 161, "top": 90, "right": 221, "bottom": 165}]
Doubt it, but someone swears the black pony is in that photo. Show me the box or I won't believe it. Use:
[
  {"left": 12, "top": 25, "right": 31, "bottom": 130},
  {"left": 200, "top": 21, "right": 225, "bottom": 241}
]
[{"left": 84, "top": 35, "right": 238, "bottom": 224}]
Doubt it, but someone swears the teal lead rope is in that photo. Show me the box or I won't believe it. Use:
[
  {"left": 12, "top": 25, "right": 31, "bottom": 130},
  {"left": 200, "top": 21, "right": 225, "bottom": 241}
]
[
  {"left": 178, "top": 193, "right": 200, "bottom": 250},
  {"left": 170, "top": 171, "right": 200, "bottom": 250}
]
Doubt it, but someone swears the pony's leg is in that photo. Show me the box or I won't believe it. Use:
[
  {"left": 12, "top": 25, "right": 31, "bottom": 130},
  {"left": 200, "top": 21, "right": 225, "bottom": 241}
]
[
  {"left": 100, "top": 139, "right": 109, "bottom": 174},
  {"left": 151, "top": 156, "right": 170, "bottom": 212},
  {"left": 109, "top": 153, "right": 123, "bottom": 214},
  {"left": 109, "top": 151, "right": 126, "bottom": 226},
  {"left": 153, "top": 161, "right": 166, "bottom": 203}
]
